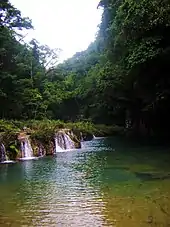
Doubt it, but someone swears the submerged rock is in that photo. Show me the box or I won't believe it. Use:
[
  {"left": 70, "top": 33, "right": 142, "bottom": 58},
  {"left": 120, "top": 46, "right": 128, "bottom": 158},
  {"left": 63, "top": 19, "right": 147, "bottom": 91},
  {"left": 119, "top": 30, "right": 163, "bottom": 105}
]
[{"left": 135, "top": 172, "right": 170, "bottom": 181}]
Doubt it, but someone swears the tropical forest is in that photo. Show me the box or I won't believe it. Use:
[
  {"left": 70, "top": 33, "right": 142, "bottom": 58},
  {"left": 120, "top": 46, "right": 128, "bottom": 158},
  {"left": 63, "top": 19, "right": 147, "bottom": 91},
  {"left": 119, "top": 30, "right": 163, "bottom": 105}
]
[{"left": 0, "top": 0, "right": 170, "bottom": 226}]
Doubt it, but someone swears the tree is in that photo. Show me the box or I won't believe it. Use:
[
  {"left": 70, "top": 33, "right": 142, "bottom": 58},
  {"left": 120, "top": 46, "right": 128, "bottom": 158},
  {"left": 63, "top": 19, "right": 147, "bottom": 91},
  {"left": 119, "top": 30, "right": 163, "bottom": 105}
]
[{"left": 0, "top": 0, "right": 32, "bottom": 30}]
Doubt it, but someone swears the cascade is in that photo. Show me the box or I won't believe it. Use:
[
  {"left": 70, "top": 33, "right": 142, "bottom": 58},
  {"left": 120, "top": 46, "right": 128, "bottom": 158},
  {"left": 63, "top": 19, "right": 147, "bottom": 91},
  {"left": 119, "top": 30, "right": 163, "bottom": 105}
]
[
  {"left": 93, "top": 135, "right": 105, "bottom": 140},
  {"left": 54, "top": 136, "right": 63, "bottom": 152},
  {"left": 0, "top": 144, "right": 7, "bottom": 162},
  {"left": 0, "top": 144, "right": 15, "bottom": 163},
  {"left": 64, "top": 133, "right": 75, "bottom": 149},
  {"left": 54, "top": 131, "right": 76, "bottom": 152},
  {"left": 19, "top": 136, "right": 36, "bottom": 160}
]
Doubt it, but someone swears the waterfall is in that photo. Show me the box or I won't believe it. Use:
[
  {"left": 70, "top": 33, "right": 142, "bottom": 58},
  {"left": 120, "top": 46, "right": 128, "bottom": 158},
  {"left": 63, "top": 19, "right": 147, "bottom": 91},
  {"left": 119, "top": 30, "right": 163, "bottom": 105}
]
[
  {"left": 54, "top": 131, "right": 76, "bottom": 152},
  {"left": 93, "top": 135, "right": 97, "bottom": 139},
  {"left": 64, "top": 133, "right": 75, "bottom": 149},
  {"left": 93, "top": 135, "right": 105, "bottom": 140},
  {"left": 19, "top": 137, "right": 36, "bottom": 160},
  {"left": 0, "top": 144, "right": 15, "bottom": 163},
  {"left": 21, "top": 139, "right": 33, "bottom": 158},
  {"left": 54, "top": 136, "right": 63, "bottom": 152},
  {"left": 0, "top": 144, "right": 7, "bottom": 162}
]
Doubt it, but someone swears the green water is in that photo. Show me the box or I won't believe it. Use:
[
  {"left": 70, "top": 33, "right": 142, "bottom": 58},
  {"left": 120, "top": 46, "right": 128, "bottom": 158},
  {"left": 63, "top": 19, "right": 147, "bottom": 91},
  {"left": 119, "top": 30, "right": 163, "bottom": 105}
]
[{"left": 0, "top": 137, "right": 170, "bottom": 227}]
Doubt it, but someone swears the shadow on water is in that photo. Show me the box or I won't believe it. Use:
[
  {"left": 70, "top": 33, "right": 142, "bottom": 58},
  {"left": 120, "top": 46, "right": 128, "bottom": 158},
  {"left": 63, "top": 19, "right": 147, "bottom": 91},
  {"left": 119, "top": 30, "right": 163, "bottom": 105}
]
[
  {"left": 135, "top": 172, "right": 170, "bottom": 181},
  {"left": 75, "top": 137, "right": 170, "bottom": 226}
]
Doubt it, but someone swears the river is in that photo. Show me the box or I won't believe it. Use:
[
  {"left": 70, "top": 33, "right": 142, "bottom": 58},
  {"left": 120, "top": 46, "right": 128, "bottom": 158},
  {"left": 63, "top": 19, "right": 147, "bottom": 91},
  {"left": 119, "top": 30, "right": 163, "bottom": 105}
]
[{"left": 0, "top": 137, "right": 170, "bottom": 226}]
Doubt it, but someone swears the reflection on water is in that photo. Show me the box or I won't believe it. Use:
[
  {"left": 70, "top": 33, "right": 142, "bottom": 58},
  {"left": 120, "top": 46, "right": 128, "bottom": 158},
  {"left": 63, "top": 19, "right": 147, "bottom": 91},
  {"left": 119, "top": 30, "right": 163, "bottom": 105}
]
[{"left": 0, "top": 137, "right": 170, "bottom": 226}]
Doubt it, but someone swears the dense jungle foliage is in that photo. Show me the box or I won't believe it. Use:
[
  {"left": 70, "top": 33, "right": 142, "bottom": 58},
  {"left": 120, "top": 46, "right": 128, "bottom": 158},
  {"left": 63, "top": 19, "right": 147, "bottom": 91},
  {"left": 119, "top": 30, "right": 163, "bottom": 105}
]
[{"left": 1, "top": 0, "right": 170, "bottom": 138}]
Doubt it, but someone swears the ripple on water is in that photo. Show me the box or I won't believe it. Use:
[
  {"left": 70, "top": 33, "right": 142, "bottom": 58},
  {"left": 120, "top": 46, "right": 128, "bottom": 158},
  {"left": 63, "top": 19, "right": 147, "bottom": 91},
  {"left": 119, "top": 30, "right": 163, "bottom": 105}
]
[{"left": 0, "top": 138, "right": 170, "bottom": 226}]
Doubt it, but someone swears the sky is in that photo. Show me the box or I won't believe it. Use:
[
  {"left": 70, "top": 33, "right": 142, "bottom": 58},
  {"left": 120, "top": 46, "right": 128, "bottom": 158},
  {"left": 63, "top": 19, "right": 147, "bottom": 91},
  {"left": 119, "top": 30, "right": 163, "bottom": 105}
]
[{"left": 11, "top": 0, "right": 102, "bottom": 62}]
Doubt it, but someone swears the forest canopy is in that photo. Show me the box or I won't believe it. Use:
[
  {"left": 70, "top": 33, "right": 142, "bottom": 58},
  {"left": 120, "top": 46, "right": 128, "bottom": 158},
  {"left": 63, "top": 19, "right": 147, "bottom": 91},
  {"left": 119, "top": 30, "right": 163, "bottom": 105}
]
[{"left": 1, "top": 0, "right": 170, "bottom": 138}]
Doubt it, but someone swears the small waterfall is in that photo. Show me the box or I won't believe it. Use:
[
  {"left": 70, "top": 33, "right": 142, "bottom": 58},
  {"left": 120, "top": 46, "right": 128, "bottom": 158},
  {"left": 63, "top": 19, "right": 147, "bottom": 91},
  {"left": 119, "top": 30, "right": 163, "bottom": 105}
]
[
  {"left": 21, "top": 139, "right": 33, "bottom": 158},
  {"left": 93, "top": 135, "right": 105, "bottom": 140},
  {"left": 0, "top": 144, "right": 15, "bottom": 163},
  {"left": 0, "top": 144, "right": 7, "bottom": 162},
  {"left": 19, "top": 137, "right": 36, "bottom": 160},
  {"left": 54, "top": 131, "right": 76, "bottom": 152},
  {"left": 55, "top": 136, "right": 63, "bottom": 152},
  {"left": 64, "top": 133, "right": 75, "bottom": 149}
]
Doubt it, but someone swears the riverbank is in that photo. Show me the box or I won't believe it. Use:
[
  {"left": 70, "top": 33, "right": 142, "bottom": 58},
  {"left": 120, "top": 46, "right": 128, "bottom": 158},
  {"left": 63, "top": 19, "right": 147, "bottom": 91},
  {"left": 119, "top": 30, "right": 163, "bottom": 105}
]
[{"left": 0, "top": 120, "right": 124, "bottom": 162}]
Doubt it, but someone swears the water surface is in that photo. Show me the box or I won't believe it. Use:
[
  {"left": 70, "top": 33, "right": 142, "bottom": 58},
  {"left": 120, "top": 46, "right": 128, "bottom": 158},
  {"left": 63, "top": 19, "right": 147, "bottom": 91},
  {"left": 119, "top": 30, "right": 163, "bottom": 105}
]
[{"left": 0, "top": 137, "right": 170, "bottom": 226}]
